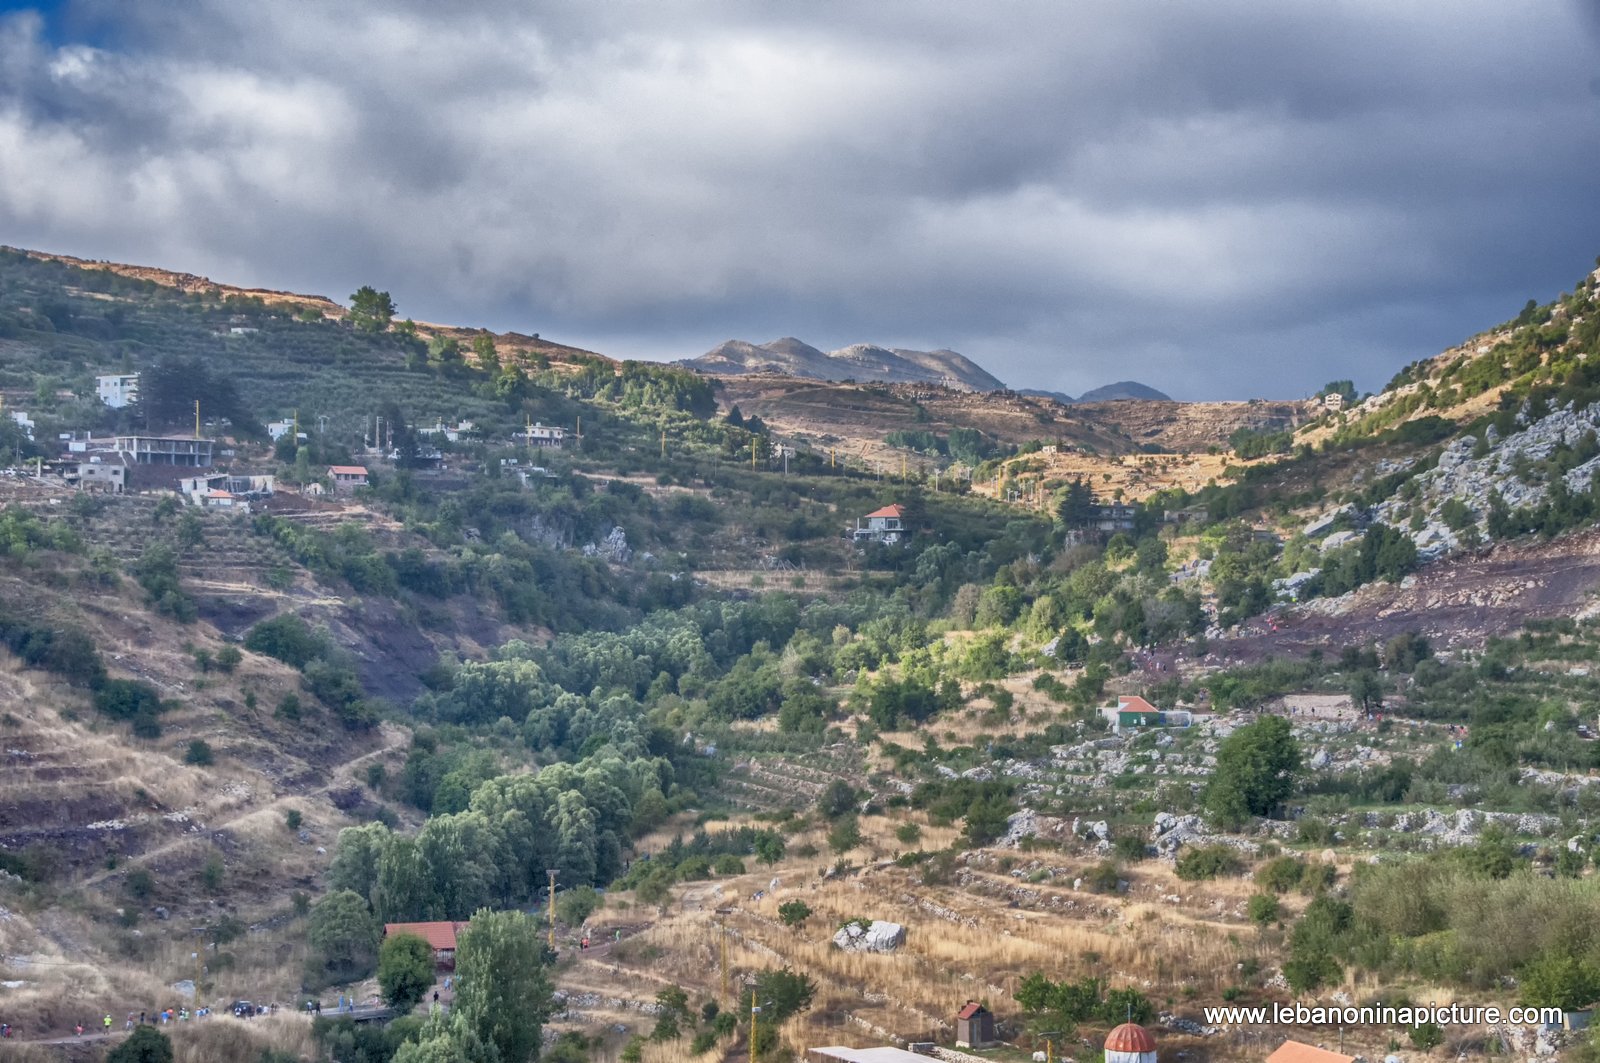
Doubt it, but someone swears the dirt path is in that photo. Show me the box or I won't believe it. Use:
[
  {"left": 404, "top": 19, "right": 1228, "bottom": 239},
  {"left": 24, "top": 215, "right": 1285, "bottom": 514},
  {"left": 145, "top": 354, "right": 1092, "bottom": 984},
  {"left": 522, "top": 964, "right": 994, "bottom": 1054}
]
[{"left": 77, "top": 723, "right": 408, "bottom": 890}]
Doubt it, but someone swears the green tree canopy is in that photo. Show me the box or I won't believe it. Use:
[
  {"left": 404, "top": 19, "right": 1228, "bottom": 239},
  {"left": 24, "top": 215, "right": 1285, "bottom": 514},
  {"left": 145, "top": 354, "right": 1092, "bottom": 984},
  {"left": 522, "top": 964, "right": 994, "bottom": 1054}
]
[
  {"left": 349, "top": 286, "right": 396, "bottom": 333},
  {"left": 1204, "top": 714, "right": 1301, "bottom": 827},
  {"left": 108, "top": 1025, "right": 175, "bottom": 1063},
  {"left": 747, "top": 966, "right": 817, "bottom": 1026},
  {"left": 379, "top": 932, "right": 436, "bottom": 1012},
  {"left": 777, "top": 900, "right": 812, "bottom": 929},
  {"left": 453, "top": 909, "right": 555, "bottom": 1063},
  {"left": 1520, "top": 953, "right": 1600, "bottom": 1012},
  {"left": 308, "top": 889, "right": 381, "bottom": 982}
]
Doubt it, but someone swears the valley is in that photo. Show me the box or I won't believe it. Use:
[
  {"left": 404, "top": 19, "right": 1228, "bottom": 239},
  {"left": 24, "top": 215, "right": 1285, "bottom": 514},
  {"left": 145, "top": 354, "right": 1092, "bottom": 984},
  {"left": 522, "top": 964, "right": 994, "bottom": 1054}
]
[{"left": 0, "top": 247, "right": 1599, "bottom": 1063}]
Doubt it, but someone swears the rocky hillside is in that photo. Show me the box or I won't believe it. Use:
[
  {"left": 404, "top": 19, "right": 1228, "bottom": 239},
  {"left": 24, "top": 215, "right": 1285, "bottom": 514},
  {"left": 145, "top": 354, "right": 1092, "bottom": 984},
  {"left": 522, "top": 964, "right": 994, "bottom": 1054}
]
[{"left": 687, "top": 337, "right": 1006, "bottom": 391}]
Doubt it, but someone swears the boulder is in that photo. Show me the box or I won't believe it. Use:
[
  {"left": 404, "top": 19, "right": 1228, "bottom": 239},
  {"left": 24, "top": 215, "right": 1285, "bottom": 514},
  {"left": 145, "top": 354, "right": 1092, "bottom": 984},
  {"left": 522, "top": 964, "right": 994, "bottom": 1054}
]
[
  {"left": 832, "top": 920, "right": 906, "bottom": 953},
  {"left": 1003, "top": 808, "right": 1041, "bottom": 846}
]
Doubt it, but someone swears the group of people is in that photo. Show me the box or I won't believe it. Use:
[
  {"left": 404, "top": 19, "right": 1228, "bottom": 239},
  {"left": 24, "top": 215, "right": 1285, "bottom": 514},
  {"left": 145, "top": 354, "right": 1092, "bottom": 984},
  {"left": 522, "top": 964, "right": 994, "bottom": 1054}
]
[{"left": 65, "top": 1007, "right": 211, "bottom": 1036}]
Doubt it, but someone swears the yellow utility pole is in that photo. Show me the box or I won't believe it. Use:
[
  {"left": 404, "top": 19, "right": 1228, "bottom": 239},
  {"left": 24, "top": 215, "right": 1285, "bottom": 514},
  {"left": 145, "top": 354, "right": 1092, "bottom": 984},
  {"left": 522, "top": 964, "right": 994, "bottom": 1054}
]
[
  {"left": 546, "top": 869, "right": 558, "bottom": 950},
  {"left": 751, "top": 999, "right": 760, "bottom": 1063},
  {"left": 751, "top": 440, "right": 757, "bottom": 469},
  {"left": 901, "top": 454, "right": 907, "bottom": 481},
  {"left": 829, "top": 448, "right": 835, "bottom": 468},
  {"left": 719, "top": 924, "right": 728, "bottom": 1003},
  {"left": 194, "top": 400, "right": 201, "bottom": 437},
  {"left": 660, "top": 427, "right": 666, "bottom": 458}
]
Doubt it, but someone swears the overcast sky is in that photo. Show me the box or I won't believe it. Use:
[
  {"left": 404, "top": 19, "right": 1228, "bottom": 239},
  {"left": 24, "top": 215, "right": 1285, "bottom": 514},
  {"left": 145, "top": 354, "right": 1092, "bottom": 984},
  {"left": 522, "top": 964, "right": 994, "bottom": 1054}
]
[{"left": 2, "top": 1, "right": 1598, "bottom": 399}]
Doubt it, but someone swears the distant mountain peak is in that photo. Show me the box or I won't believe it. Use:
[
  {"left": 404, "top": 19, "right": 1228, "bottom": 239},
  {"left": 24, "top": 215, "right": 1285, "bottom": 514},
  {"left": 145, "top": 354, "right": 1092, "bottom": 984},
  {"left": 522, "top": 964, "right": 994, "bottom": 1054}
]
[
  {"left": 1074, "top": 381, "right": 1172, "bottom": 403},
  {"left": 684, "top": 338, "right": 1005, "bottom": 392}
]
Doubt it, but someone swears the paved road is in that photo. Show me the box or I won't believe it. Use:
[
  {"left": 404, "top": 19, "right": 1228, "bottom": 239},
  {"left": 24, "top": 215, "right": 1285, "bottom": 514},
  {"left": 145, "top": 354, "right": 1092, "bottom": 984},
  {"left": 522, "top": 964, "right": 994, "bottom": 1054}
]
[{"left": 10, "top": 1006, "right": 397, "bottom": 1045}]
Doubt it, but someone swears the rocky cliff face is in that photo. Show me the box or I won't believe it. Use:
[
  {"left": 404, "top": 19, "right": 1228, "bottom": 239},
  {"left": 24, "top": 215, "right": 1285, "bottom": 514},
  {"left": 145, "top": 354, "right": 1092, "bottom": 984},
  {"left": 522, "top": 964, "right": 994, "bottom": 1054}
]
[
  {"left": 1368, "top": 399, "right": 1600, "bottom": 559},
  {"left": 1072, "top": 399, "right": 1312, "bottom": 453}
]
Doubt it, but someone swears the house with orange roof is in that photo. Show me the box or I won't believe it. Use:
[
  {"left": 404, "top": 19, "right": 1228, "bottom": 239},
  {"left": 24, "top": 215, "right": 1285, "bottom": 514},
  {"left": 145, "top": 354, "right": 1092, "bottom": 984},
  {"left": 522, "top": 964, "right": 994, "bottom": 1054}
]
[
  {"left": 853, "top": 503, "right": 909, "bottom": 545},
  {"left": 1267, "top": 1041, "right": 1354, "bottom": 1063},
  {"left": 328, "top": 465, "right": 369, "bottom": 492},
  {"left": 383, "top": 921, "right": 470, "bottom": 969}
]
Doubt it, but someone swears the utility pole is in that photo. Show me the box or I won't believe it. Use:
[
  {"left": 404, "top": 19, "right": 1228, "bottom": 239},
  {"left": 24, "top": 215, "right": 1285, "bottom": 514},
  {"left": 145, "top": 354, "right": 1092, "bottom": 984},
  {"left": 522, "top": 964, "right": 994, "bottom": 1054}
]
[
  {"left": 751, "top": 440, "right": 757, "bottom": 470},
  {"left": 661, "top": 427, "right": 666, "bottom": 458},
  {"left": 190, "top": 927, "right": 207, "bottom": 999},
  {"left": 719, "top": 923, "right": 728, "bottom": 1003},
  {"left": 751, "top": 1000, "right": 761, "bottom": 1063},
  {"left": 546, "top": 869, "right": 559, "bottom": 950},
  {"left": 194, "top": 400, "right": 200, "bottom": 438}
]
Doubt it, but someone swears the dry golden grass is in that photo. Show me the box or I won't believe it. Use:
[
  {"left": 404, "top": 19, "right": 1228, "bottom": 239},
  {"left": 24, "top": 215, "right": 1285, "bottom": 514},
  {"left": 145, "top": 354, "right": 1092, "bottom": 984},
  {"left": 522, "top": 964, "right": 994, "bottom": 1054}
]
[
  {"left": 982, "top": 450, "right": 1243, "bottom": 505},
  {"left": 169, "top": 1012, "right": 317, "bottom": 1062},
  {"left": 569, "top": 808, "right": 1298, "bottom": 1061}
]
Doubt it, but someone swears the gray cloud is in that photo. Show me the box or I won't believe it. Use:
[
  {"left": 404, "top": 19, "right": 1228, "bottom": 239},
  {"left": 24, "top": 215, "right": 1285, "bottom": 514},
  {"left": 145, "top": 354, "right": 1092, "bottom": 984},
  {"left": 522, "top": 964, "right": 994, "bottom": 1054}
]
[{"left": 2, "top": 1, "right": 1598, "bottom": 399}]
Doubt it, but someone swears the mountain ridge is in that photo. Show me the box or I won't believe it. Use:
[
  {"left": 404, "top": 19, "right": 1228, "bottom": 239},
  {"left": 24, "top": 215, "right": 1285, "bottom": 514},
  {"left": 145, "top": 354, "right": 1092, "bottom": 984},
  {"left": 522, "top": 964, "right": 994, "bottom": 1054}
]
[{"left": 684, "top": 337, "right": 1007, "bottom": 392}]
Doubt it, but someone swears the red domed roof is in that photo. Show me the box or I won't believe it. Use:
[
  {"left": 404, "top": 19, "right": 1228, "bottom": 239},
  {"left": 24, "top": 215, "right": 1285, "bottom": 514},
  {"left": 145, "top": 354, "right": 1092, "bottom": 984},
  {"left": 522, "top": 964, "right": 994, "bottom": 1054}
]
[{"left": 1105, "top": 1024, "right": 1156, "bottom": 1054}]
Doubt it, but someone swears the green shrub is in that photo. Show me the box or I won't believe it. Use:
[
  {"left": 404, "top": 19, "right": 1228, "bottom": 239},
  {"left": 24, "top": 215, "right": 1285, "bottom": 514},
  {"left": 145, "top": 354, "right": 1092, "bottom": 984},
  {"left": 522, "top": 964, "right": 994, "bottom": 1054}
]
[
  {"left": 1248, "top": 893, "right": 1281, "bottom": 926},
  {"left": 557, "top": 885, "right": 601, "bottom": 926},
  {"left": 1175, "top": 845, "right": 1244, "bottom": 881},
  {"left": 1112, "top": 834, "right": 1147, "bottom": 862},
  {"left": 1255, "top": 855, "right": 1307, "bottom": 894},
  {"left": 1086, "top": 861, "right": 1122, "bottom": 893},
  {"left": 184, "top": 739, "right": 214, "bottom": 766}
]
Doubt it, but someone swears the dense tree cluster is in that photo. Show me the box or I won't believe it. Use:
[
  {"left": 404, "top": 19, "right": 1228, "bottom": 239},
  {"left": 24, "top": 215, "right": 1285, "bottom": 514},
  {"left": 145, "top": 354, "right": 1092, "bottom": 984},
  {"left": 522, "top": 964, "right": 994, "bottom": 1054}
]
[{"left": 329, "top": 756, "right": 660, "bottom": 920}]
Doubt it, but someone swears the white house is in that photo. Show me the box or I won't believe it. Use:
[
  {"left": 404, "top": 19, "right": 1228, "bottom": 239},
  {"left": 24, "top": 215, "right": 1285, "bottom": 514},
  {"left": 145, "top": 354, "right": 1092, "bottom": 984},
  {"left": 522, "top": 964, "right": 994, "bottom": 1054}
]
[
  {"left": 515, "top": 423, "right": 566, "bottom": 448},
  {"left": 77, "top": 451, "right": 131, "bottom": 493},
  {"left": 9, "top": 411, "right": 34, "bottom": 441},
  {"left": 418, "top": 419, "right": 477, "bottom": 443},
  {"left": 96, "top": 373, "right": 139, "bottom": 409},
  {"left": 178, "top": 473, "right": 274, "bottom": 509},
  {"left": 267, "top": 420, "right": 309, "bottom": 444},
  {"left": 853, "top": 504, "right": 908, "bottom": 544}
]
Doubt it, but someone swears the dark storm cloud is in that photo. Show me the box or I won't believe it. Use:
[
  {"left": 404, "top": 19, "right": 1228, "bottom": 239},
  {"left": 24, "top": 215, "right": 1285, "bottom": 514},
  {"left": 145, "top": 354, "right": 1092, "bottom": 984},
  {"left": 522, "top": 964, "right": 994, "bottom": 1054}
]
[{"left": 1, "top": 1, "right": 1597, "bottom": 399}]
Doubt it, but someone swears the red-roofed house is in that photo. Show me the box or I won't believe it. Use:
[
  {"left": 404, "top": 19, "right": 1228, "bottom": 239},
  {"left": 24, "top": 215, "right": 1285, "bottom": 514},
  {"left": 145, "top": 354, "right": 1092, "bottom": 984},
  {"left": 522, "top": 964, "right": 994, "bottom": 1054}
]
[
  {"left": 853, "top": 503, "right": 909, "bottom": 545},
  {"left": 954, "top": 1001, "right": 995, "bottom": 1047},
  {"left": 1267, "top": 1041, "right": 1354, "bottom": 1063},
  {"left": 384, "top": 921, "right": 469, "bottom": 969},
  {"left": 328, "top": 465, "right": 369, "bottom": 492}
]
